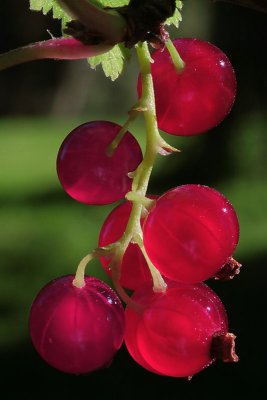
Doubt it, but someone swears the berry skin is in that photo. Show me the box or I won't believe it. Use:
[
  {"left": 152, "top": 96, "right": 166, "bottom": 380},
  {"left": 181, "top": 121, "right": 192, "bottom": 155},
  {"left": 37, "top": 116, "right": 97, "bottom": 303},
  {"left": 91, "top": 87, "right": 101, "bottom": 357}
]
[
  {"left": 143, "top": 184, "right": 239, "bottom": 283},
  {"left": 57, "top": 121, "right": 143, "bottom": 205},
  {"left": 125, "top": 281, "right": 228, "bottom": 377},
  {"left": 29, "top": 275, "right": 125, "bottom": 374},
  {"left": 99, "top": 200, "right": 153, "bottom": 290},
  {"left": 138, "top": 38, "right": 236, "bottom": 136}
]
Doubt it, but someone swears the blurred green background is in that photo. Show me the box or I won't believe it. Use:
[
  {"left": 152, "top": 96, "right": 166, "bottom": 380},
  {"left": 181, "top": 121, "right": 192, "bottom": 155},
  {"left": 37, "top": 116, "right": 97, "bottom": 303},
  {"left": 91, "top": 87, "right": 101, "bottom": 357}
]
[{"left": 0, "top": 0, "right": 266, "bottom": 398}]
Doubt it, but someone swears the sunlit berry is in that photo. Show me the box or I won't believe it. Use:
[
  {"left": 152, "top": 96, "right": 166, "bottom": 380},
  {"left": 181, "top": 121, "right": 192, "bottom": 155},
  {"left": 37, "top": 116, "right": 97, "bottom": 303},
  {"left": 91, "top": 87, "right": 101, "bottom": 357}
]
[
  {"left": 143, "top": 184, "right": 239, "bottom": 283},
  {"left": 138, "top": 38, "right": 236, "bottom": 136},
  {"left": 125, "top": 281, "right": 230, "bottom": 377},
  {"left": 57, "top": 121, "right": 143, "bottom": 205},
  {"left": 29, "top": 275, "right": 125, "bottom": 374}
]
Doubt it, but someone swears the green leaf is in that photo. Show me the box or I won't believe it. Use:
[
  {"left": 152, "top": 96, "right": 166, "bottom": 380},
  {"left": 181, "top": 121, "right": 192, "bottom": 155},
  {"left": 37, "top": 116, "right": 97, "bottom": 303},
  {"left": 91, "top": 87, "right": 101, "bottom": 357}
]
[
  {"left": 29, "top": 0, "right": 129, "bottom": 15},
  {"left": 91, "top": 0, "right": 128, "bottom": 6},
  {"left": 29, "top": 0, "right": 70, "bottom": 23},
  {"left": 29, "top": 1, "right": 131, "bottom": 80},
  {"left": 88, "top": 43, "right": 130, "bottom": 81},
  {"left": 87, "top": 0, "right": 183, "bottom": 80},
  {"left": 166, "top": 0, "right": 183, "bottom": 28},
  {"left": 29, "top": 1, "right": 183, "bottom": 80}
]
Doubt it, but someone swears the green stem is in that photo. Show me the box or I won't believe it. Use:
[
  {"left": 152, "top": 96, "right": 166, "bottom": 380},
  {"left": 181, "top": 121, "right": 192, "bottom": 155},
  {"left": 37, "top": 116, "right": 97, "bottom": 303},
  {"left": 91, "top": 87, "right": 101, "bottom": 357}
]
[
  {"left": 125, "top": 192, "right": 155, "bottom": 209},
  {"left": 73, "top": 252, "right": 97, "bottom": 288},
  {"left": 135, "top": 235, "right": 167, "bottom": 293},
  {"left": 110, "top": 41, "right": 166, "bottom": 292},
  {"left": 112, "top": 267, "right": 143, "bottom": 313},
  {"left": 73, "top": 244, "right": 116, "bottom": 288},
  {"left": 132, "top": 43, "right": 162, "bottom": 192},
  {"left": 105, "top": 41, "right": 163, "bottom": 271},
  {"left": 106, "top": 109, "right": 138, "bottom": 156},
  {"left": 166, "top": 39, "right": 185, "bottom": 72},
  {"left": 73, "top": 246, "right": 142, "bottom": 312},
  {"left": 73, "top": 41, "right": 168, "bottom": 299}
]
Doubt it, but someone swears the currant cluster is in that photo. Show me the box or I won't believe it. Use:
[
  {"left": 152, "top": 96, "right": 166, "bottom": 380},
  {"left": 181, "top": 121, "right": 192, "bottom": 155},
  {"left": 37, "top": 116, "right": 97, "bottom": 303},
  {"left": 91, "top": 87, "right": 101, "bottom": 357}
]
[{"left": 29, "top": 38, "right": 240, "bottom": 378}]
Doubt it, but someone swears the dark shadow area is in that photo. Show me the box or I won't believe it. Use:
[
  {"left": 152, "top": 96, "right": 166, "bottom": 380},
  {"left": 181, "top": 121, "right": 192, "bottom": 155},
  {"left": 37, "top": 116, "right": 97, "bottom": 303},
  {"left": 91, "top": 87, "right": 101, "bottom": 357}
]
[{"left": 0, "top": 251, "right": 266, "bottom": 398}]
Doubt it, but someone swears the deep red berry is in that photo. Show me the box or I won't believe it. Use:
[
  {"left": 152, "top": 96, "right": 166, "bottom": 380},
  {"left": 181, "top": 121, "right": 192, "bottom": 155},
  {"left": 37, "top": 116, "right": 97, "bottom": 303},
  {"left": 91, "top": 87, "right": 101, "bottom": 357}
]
[
  {"left": 57, "top": 121, "right": 143, "bottom": 205},
  {"left": 125, "top": 281, "right": 228, "bottom": 377},
  {"left": 99, "top": 200, "right": 153, "bottom": 290},
  {"left": 29, "top": 275, "right": 125, "bottom": 374},
  {"left": 138, "top": 38, "right": 236, "bottom": 136},
  {"left": 143, "top": 185, "right": 239, "bottom": 283}
]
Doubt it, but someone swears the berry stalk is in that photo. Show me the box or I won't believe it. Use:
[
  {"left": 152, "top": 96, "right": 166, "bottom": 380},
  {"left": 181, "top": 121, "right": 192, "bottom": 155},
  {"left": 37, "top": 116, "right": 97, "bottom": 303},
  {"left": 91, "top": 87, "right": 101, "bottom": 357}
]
[
  {"left": 166, "top": 39, "right": 185, "bottom": 72},
  {"left": 73, "top": 251, "right": 98, "bottom": 288},
  {"left": 109, "top": 41, "right": 167, "bottom": 294},
  {"left": 106, "top": 108, "right": 139, "bottom": 155},
  {"left": 73, "top": 41, "right": 168, "bottom": 297}
]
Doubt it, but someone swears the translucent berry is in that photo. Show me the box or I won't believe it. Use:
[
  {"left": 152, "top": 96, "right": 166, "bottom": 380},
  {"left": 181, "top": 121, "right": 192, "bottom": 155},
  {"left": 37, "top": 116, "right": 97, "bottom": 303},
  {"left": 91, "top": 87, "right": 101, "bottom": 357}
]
[
  {"left": 125, "top": 281, "right": 232, "bottom": 377},
  {"left": 29, "top": 275, "right": 125, "bottom": 374},
  {"left": 57, "top": 121, "right": 143, "bottom": 205},
  {"left": 138, "top": 38, "right": 236, "bottom": 136},
  {"left": 143, "top": 184, "right": 239, "bottom": 283},
  {"left": 99, "top": 200, "right": 153, "bottom": 290}
]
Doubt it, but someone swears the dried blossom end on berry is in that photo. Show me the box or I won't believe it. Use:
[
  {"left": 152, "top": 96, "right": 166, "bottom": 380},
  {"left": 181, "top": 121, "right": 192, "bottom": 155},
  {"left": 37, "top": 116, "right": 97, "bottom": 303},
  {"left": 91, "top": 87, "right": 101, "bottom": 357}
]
[
  {"left": 214, "top": 258, "right": 242, "bottom": 281},
  {"left": 211, "top": 332, "right": 239, "bottom": 363}
]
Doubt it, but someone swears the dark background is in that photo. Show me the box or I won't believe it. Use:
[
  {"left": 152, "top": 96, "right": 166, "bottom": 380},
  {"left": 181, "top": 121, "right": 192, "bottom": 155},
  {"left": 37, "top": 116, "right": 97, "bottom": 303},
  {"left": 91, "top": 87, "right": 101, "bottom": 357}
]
[{"left": 0, "top": 0, "right": 266, "bottom": 398}]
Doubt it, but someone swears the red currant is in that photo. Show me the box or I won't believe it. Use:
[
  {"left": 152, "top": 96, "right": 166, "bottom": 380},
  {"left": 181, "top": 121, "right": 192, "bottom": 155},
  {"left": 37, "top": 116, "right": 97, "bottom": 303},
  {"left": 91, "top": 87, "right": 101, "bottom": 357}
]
[
  {"left": 143, "top": 184, "right": 239, "bottom": 283},
  {"left": 125, "top": 281, "right": 229, "bottom": 377},
  {"left": 29, "top": 275, "right": 125, "bottom": 374},
  {"left": 138, "top": 38, "right": 236, "bottom": 136},
  {"left": 57, "top": 121, "right": 143, "bottom": 205}
]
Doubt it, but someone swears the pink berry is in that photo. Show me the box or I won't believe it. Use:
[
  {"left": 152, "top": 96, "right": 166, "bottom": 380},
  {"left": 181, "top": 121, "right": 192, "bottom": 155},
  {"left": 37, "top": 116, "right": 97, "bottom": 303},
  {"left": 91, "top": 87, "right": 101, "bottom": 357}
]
[
  {"left": 137, "top": 38, "right": 236, "bottom": 136},
  {"left": 143, "top": 184, "right": 239, "bottom": 283},
  {"left": 29, "top": 275, "right": 125, "bottom": 374},
  {"left": 57, "top": 121, "right": 143, "bottom": 205},
  {"left": 99, "top": 200, "right": 154, "bottom": 290},
  {"left": 125, "top": 281, "right": 228, "bottom": 377}
]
